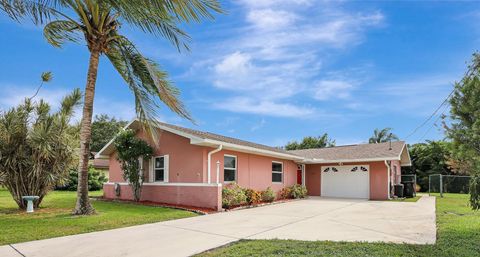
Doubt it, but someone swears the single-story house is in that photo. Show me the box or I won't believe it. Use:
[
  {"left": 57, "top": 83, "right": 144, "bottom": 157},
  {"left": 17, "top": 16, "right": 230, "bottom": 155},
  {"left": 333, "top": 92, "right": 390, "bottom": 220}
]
[{"left": 97, "top": 120, "right": 411, "bottom": 211}]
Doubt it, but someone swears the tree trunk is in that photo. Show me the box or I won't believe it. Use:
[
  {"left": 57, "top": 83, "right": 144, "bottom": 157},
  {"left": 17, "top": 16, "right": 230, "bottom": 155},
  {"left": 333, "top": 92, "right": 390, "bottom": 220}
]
[{"left": 73, "top": 50, "right": 100, "bottom": 215}]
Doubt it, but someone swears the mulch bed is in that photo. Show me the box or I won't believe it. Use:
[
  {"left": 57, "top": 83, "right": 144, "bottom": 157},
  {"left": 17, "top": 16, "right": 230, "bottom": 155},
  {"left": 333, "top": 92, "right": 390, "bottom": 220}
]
[{"left": 91, "top": 196, "right": 217, "bottom": 215}]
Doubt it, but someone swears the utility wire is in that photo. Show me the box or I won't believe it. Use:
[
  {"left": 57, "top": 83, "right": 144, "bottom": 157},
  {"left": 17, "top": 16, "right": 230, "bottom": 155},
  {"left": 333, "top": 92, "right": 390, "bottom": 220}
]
[
  {"left": 417, "top": 102, "right": 450, "bottom": 142},
  {"left": 404, "top": 88, "right": 455, "bottom": 140}
]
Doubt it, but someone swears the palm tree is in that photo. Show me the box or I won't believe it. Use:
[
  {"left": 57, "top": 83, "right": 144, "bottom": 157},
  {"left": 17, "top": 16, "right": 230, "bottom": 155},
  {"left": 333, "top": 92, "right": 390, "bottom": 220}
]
[
  {"left": 1, "top": 0, "right": 223, "bottom": 215},
  {"left": 369, "top": 128, "right": 399, "bottom": 144}
]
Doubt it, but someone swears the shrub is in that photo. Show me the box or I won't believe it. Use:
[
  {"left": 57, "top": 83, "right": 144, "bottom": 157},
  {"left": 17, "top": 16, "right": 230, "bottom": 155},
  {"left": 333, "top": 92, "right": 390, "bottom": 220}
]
[
  {"left": 56, "top": 166, "right": 107, "bottom": 191},
  {"left": 290, "top": 184, "right": 308, "bottom": 199},
  {"left": 470, "top": 173, "right": 480, "bottom": 210},
  {"left": 222, "top": 183, "right": 247, "bottom": 208},
  {"left": 279, "top": 187, "right": 292, "bottom": 199},
  {"left": 0, "top": 89, "right": 81, "bottom": 209},
  {"left": 244, "top": 188, "right": 262, "bottom": 205},
  {"left": 114, "top": 129, "right": 153, "bottom": 202},
  {"left": 261, "top": 187, "right": 275, "bottom": 202}
]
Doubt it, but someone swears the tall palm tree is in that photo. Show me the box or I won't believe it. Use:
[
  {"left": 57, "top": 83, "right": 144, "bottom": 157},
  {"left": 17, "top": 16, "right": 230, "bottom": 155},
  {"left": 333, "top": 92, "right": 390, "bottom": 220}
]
[
  {"left": 1, "top": 0, "right": 223, "bottom": 215},
  {"left": 369, "top": 128, "right": 399, "bottom": 144}
]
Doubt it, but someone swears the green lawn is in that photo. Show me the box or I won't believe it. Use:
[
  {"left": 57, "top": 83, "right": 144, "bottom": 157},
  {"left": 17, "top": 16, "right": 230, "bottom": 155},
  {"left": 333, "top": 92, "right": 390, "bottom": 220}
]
[
  {"left": 199, "top": 194, "right": 480, "bottom": 257},
  {"left": 0, "top": 188, "right": 197, "bottom": 245}
]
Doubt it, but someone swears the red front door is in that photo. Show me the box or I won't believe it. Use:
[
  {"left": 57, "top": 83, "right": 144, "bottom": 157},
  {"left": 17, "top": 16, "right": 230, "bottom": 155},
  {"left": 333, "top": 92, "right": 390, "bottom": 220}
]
[{"left": 297, "top": 169, "right": 302, "bottom": 184}]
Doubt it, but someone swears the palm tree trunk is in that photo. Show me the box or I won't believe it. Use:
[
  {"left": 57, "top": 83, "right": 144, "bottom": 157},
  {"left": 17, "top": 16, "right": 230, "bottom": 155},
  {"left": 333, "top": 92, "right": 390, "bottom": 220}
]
[{"left": 73, "top": 50, "right": 100, "bottom": 215}]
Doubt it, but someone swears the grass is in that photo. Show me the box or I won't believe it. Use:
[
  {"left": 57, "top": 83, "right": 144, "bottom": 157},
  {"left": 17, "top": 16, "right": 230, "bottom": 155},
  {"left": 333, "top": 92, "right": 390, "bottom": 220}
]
[
  {"left": 0, "top": 188, "right": 197, "bottom": 245},
  {"left": 198, "top": 193, "right": 480, "bottom": 257}
]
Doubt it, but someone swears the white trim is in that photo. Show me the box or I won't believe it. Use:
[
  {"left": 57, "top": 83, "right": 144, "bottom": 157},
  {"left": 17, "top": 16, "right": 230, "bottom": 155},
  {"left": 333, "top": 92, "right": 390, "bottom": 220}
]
[
  {"left": 272, "top": 161, "right": 283, "bottom": 184},
  {"left": 305, "top": 157, "right": 400, "bottom": 164},
  {"left": 302, "top": 164, "right": 306, "bottom": 186},
  {"left": 207, "top": 145, "right": 223, "bottom": 184},
  {"left": 398, "top": 144, "right": 412, "bottom": 166},
  {"left": 105, "top": 182, "right": 221, "bottom": 187},
  {"left": 223, "top": 154, "right": 237, "bottom": 183},
  {"left": 96, "top": 119, "right": 303, "bottom": 161},
  {"left": 385, "top": 160, "right": 391, "bottom": 199},
  {"left": 202, "top": 139, "right": 303, "bottom": 160},
  {"left": 151, "top": 155, "right": 169, "bottom": 183},
  {"left": 95, "top": 120, "right": 136, "bottom": 159}
]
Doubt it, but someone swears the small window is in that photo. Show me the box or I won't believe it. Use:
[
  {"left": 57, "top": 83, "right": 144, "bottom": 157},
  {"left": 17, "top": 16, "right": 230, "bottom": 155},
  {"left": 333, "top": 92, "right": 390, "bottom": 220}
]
[
  {"left": 224, "top": 155, "right": 236, "bottom": 182},
  {"left": 272, "top": 162, "right": 283, "bottom": 183},
  {"left": 154, "top": 156, "right": 165, "bottom": 182}
]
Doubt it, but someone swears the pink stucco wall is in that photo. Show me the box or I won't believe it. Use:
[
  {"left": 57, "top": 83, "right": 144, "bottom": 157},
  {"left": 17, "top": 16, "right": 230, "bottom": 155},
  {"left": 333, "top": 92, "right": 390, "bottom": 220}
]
[
  {"left": 209, "top": 149, "right": 298, "bottom": 194},
  {"left": 104, "top": 183, "right": 222, "bottom": 211},
  {"left": 304, "top": 161, "right": 389, "bottom": 200},
  {"left": 104, "top": 128, "right": 299, "bottom": 209}
]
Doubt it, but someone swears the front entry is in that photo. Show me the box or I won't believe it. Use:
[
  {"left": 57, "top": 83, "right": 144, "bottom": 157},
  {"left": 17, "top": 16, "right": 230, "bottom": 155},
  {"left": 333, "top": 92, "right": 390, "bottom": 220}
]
[
  {"left": 321, "top": 165, "right": 369, "bottom": 199},
  {"left": 297, "top": 165, "right": 303, "bottom": 185}
]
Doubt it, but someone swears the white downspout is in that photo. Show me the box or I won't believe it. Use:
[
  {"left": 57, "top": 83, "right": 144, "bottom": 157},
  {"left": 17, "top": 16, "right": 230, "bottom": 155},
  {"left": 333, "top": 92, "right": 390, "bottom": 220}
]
[
  {"left": 207, "top": 145, "right": 223, "bottom": 184},
  {"left": 384, "top": 160, "right": 391, "bottom": 199}
]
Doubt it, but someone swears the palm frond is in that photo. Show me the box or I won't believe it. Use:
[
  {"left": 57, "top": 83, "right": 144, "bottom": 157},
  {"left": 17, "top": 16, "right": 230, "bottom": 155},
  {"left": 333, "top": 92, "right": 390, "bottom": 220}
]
[
  {"left": 106, "top": 35, "right": 192, "bottom": 139},
  {"left": 0, "top": 0, "right": 60, "bottom": 24},
  {"left": 43, "top": 19, "right": 82, "bottom": 47},
  {"left": 102, "top": 0, "right": 222, "bottom": 51}
]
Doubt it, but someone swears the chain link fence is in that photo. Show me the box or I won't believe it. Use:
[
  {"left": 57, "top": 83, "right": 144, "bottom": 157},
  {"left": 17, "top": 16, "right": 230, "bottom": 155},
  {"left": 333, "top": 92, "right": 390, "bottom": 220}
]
[{"left": 429, "top": 174, "right": 471, "bottom": 197}]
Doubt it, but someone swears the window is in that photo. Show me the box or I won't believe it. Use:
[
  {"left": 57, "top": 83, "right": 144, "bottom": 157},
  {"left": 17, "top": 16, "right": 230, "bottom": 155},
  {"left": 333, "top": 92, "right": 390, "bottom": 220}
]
[
  {"left": 272, "top": 162, "right": 283, "bottom": 183},
  {"left": 224, "top": 155, "right": 236, "bottom": 182},
  {"left": 152, "top": 155, "right": 169, "bottom": 182}
]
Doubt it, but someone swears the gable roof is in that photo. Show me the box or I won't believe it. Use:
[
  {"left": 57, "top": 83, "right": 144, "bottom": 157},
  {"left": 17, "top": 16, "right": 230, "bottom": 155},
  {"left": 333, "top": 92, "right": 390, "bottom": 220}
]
[
  {"left": 96, "top": 120, "right": 303, "bottom": 161},
  {"left": 289, "top": 141, "right": 411, "bottom": 166},
  {"left": 96, "top": 120, "right": 411, "bottom": 165}
]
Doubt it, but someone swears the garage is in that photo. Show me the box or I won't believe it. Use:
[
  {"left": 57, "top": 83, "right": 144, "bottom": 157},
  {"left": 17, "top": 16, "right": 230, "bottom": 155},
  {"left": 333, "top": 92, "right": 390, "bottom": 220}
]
[{"left": 321, "top": 165, "right": 369, "bottom": 199}]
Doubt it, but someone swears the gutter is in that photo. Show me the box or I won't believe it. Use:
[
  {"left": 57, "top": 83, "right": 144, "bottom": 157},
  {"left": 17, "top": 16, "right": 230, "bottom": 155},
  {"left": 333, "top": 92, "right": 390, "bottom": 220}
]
[
  {"left": 207, "top": 145, "right": 223, "bottom": 184},
  {"left": 385, "top": 160, "right": 391, "bottom": 199}
]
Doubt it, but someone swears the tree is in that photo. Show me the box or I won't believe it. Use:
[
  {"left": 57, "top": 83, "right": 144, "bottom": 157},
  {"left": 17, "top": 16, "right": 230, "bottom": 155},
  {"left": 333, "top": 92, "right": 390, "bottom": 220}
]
[
  {"left": 446, "top": 53, "right": 480, "bottom": 210},
  {"left": 91, "top": 114, "right": 127, "bottom": 152},
  {"left": 0, "top": 0, "right": 223, "bottom": 214},
  {"left": 285, "top": 133, "right": 335, "bottom": 150},
  {"left": 114, "top": 129, "right": 153, "bottom": 202},
  {"left": 403, "top": 141, "right": 454, "bottom": 192},
  {"left": 369, "top": 128, "right": 399, "bottom": 144},
  {"left": 0, "top": 89, "right": 81, "bottom": 209}
]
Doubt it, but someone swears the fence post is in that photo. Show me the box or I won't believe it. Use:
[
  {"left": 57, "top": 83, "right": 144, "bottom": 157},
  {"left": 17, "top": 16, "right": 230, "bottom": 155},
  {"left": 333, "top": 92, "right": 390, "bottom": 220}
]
[{"left": 440, "top": 174, "right": 443, "bottom": 198}]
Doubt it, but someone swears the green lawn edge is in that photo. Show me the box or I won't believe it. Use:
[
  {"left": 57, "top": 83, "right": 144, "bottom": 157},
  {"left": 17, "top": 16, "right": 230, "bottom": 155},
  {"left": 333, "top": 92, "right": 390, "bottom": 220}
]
[
  {"left": 0, "top": 188, "right": 198, "bottom": 245},
  {"left": 197, "top": 194, "right": 480, "bottom": 257}
]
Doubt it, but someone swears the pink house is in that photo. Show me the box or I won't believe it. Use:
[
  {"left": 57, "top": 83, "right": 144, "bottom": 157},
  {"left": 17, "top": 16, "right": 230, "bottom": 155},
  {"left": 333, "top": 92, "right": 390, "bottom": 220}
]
[{"left": 97, "top": 120, "right": 412, "bottom": 211}]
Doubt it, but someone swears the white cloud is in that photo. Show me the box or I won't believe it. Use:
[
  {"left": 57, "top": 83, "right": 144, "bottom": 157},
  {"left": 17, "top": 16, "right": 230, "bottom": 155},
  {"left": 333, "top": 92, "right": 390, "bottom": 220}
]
[
  {"left": 186, "top": 1, "right": 384, "bottom": 118},
  {"left": 246, "top": 9, "right": 298, "bottom": 30},
  {"left": 313, "top": 80, "right": 354, "bottom": 100},
  {"left": 213, "top": 97, "right": 314, "bottom": 117}
]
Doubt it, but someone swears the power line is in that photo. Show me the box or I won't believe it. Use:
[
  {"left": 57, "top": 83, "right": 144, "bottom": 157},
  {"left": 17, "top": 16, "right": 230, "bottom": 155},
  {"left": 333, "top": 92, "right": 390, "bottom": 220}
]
[
  {"left": 417, "top": 101, "right": 450, "bottom": 142},
  {"left": 404, "top": 88, "right": 455, "bottom": 140}
]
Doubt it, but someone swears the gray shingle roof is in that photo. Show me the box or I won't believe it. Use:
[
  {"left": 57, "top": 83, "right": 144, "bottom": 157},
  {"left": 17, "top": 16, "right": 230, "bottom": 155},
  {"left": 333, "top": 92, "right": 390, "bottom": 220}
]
[
  {"left": 288, "top": 141, "right": 406, "bottom": 161},
  {"left": 156, "top": 122, "right": 296, "bottom": 156}
]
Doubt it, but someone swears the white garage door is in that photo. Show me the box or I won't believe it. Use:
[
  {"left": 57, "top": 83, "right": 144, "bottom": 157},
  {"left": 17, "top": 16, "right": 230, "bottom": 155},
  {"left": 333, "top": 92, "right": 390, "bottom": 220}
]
[{"left": 321, "top": 165, "right": 370, "bottom": 199}]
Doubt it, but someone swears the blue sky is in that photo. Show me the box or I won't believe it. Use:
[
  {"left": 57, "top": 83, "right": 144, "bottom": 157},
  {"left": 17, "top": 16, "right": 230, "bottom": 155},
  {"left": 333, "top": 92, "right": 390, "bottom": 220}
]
[{"left": 0, "top": 1, "right": 479, "bottom": 147}]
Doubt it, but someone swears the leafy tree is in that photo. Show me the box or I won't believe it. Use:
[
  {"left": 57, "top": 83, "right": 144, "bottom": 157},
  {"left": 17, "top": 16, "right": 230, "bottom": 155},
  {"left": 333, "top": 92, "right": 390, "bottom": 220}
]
[
  {"left": 29, "top": 71, "right": 52, "bottom": 100},
  {"left": 403, "top": 141, "right": 454, "bottom": 192},
  {"left": 0, "top": 0, "right": 223, "bottom": 214},
  {"left": 0, "top": 89, "right": 81, "bottom": 209},
  {"left": 369, "top": 128, "right": 399, "bottom": 144},
  {"left": 56, "top": 166, "right": 107, "bottom": 191},
  {"left": 285, "top": 133, "right": 335, "bottom": 150},
  {"left": 90, "top": 114, "right": 127, "bottom": 152},
  {"left": 446, "top": 53, "right": 480, "bottom": 209},
  {"left": 114, "top": 129, "right": 153, "bottom": 202}
]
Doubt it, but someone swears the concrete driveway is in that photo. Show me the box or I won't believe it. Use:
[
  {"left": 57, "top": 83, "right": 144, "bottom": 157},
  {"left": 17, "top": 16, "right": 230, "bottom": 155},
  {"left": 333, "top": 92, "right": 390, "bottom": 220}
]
[{"left": 0, "top": 196, "right": 436, "bottom": 257}]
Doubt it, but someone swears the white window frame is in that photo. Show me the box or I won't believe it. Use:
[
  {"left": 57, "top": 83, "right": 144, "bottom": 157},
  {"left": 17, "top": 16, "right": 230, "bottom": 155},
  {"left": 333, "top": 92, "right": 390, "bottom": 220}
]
[
  {"left": 272, "top": 161, "right": 283, "bottom": 184},
  {"left": 150, "top": 155, "right": 169, "bottom": 183},
  {"left": 223, "top": 154, "right": 237, "bottom": 183}
]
